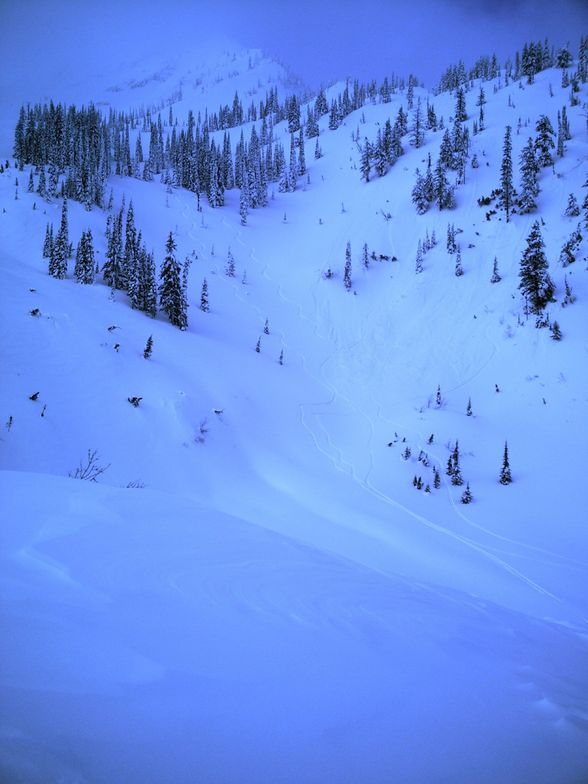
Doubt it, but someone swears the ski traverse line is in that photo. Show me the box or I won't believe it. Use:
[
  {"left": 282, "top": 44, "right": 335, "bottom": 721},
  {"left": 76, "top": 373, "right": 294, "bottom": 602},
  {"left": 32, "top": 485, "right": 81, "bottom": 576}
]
[
  {"left": 178, "top": 193, "right": 570, "bottom": 605},
  {"left": 231, "top": 229, "right": 563, "bottom": 603}
]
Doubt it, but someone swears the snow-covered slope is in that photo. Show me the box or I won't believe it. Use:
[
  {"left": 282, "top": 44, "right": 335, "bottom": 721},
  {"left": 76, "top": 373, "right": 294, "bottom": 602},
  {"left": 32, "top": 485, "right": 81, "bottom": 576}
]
[
  {"left": 0, "top": 40, "right": 302, "bottom": 154},
  {"left": 1, "top": 46, "right": 588, "bottom": 783}
]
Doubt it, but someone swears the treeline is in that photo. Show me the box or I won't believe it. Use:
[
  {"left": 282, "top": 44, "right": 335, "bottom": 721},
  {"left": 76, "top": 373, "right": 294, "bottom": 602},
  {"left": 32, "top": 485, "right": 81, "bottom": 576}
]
[
  {"left": 437, "top": 36, "right": 588, "bottom": 93},
  {"left": 12, "top": 69, "right": 418, "bottom": 216}
]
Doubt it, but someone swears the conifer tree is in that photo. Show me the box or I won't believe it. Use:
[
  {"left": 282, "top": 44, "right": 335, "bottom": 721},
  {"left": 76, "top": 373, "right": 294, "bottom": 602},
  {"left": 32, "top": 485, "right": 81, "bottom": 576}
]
[
  {"left": 159, "top": 232, "right": 188, "bottom": 329},
  {"left": 560, "top": 105, "right": 571, "bottom": 141},
  {"left": 328, "top": 101, "right": 339, "bottom": 131},
  {"left": 123, "top": 200, "right": 138, "bottom": 292},
  {"left": 466, "top": 398, "right": 472, "bottom": 416},
  {"left": 455, "top": 87, "right": 467, "bottom": 123},
  {"left": 37, "top": 167, "right": 47, "bottom": 198},
  {"left": 74, "top": 229, "right": 95, "bottom": 284},
  {"left": 558, "top": 226, "right": 583, "bottom": 267},
  {"left": 534, "top": 115, "right": 555, "bottom": 168},
  {"left": 297, "top": 128, "right": 306, "bottom": 176},
  {"left": 412, "top": 169, "right": 429, "bottom": 214},
  {"left": 423, "top": 155, "right": 434, "bottom": 204},
  {"left": 518, "top": 137, "right": 539, "bottom": 214},
  {"left": 200, "top": 278, "right": 209, "bottom": 312},
  {"left": 49, "top": 238, "right": 67, "bottom": 279},
  {"left": 451, "top": 462, "right": 464, "bottom": 486},
  {"left": 434, "top": 158, "right": 454, "bottom": 210},
  {"left": 446, "top": 223, "right": 457, "bottom": 255},
  {"left": 343, "top": 242, "right": 352, "bottom": 290},
  {"left": 143, "top": 335, "right": 153, "bottom": 359},
  {"left": 103, "top": 206, "right": 124, "bottom": 289},
  {"left": 225, "top": 249, "right": 236, "bottom": 277},
  {"left": 499, "top": 441, "right": 512, "bottom": 484},
  {"left": 490, "top": 257, "right": 501, "bottom": 283},
  {"left": 550, "top": 320, "right": 562, "bottom": 340},
  {"left": 415, "top": 240, "right": 424, "bottom": 273},
  {"left": 130, "top": 245, "right": 158, "bottom": 317},
  {"left": 564, "top": 193, "right": 580, "bottom": 217},
  {"left": 449, "top": 440, "right": 463, "bottom": 486},
  {"left": 373, "top": 130, "right": 387, "bottom": 177},
  {"left": 306, "top": 109, "right": 319, "bottom": 138},
  {"left": 500, "top": 126, "right": 514, "bottom": 222},
  {"left": 360, "top": 139, "right": 371, "bottom": 183},
  {"left": 406, "top": 82, "right": 414, "bottom": 111},
  {"left": 362, "top": 242, "right": 369, "bottom": 270},
  {"left": 556, "top": 111, "right": 565, "bottom": 158},
  {"left": 42, "top": 223, "right": 53, "bottom": 258},
  {"left": 50, "top": 199, "right": 70, "bottom": 279},
  {"left": 439, "top": 129, "right": 453, "bottom": 169},
  {"left": 562, "top": 274, "right": 575, "bottom": 306},
  {"left": 461, "top": 483, "right": 473, "bottom": 504},
  {"left": 410, "top": 98, "right": 425, "bottom": 148},
  {"left": 476, "top": 86, "right": 486, "bottom": 131},
  {"left": 239, "top": 187, "right": 248, "bottom": 226},
  {"left": 518, "top": 220, "right": 554, "bottom": 314},
  {"left": 27, "top": 169, "right": 34, "bottom": 192},
  {"left": 455, "top": 245, "right": 464, "bottom": 276}
]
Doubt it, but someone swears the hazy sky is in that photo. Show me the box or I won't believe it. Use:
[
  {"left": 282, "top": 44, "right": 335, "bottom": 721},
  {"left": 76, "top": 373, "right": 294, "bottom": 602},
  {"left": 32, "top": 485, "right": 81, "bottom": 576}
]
[{"left": 1, "top": 0, "right": 587, "bottom": 89}]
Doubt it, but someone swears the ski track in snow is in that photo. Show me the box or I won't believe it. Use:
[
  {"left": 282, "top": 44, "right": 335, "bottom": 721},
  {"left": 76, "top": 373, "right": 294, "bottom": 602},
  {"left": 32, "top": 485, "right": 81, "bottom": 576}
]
[{"left": 183, "top": 206, "right": 576, "bottom": 609}]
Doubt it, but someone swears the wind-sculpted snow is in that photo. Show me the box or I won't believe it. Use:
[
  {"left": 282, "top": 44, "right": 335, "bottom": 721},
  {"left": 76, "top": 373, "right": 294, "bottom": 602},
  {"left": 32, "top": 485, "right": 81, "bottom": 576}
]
[{"left": 1, "top": 472, "right": 587, "bottom": 783}]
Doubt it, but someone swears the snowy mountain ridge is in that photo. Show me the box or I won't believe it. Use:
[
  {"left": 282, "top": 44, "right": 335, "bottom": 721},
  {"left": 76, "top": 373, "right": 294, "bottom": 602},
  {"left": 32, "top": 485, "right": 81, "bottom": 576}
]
[{"left": 1, "top": 40, "right": 588, "bottom": 784}]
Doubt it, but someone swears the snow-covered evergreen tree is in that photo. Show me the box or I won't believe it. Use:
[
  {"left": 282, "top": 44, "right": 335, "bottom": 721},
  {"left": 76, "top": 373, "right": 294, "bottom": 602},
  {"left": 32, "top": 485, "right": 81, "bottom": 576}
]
[
  {"left": 143, "top": 335, "right": 153, "bottom": 359},
  {"left": 103, "top": 206, "right": 124, "bottom": 290},
  {"left": 37, "top": 167, "right": 47, "bottom": 198},
  {"left": 49, "top": 199, "right": 70, "bottom": 279},
  {"left": 239, "top": 186, "right": 248, "bottom": 226},
  {"left": 558, "top": 225, "right": 583, "bottom": 267},
  {"left": 123, "top": 200, "right": 138, "bottom": 292},
  {"left": 343, "top": 242, "right": 352, "bottom": 290},
  {"left": 415, "top": 240, "right": 424, "bottom": 273},
  {"left": 564, "top": 193, "right": 580, "bottom": 217},
  {"left": 42, "top": 223, "right": 53, "bottom": 258},
  {"left": 455, "top": 87, "right": 467, "bottom": 123},
  {"left": 500, "top": 126, "right": 514, "bottom": 222},
  {"left": 412, "top": 169, "right": 429, "bottom": 214},
  {"left": 200, "top": 278, "right": 209, "bottom": 312},
  {"left": 490, "top": 257, "right": 501, "bottom": 283},
  {"left": 447, "top": 224, "right": 457, "bottom": 255},
  {"left": 410, "top": 98, "right": 425, "bottom": 148},
  {"left": 461, "top": 483, "right": 473, "bottom": 504},
  {"left": 74, "top": 229, "right": 95, "bottom": 284},
  {"left": 499, "top": 442, "right": 512, "bottom": 484},
  {"left": 534, "top": 115, "right": 555, "bottom": 168},
  {"left": 518, "top": 137, "right": 539, "bottom": 214},
  {"left": 159, "top": 232, "right": 188, "bottom": 329},
  {"left": 297, "top": 129, "right": 306, "bottom": 176},
  {"left": 455, "top": 246, "right": 464, "bottom": 276},
  {"left": 550, "top": 320, "right": 562, "bottom": 340},
  {"left": 518, "top": 221, "right": 554, "bottom": 314},
  {"left": 360, "top": 139, "right": 371, "bottom": 183},
  {"left": 434, "top": 158, "right": 455, "bottom": 210},
  {"left": 225, "top": 249, "right": 236, "bottom": 277}
]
